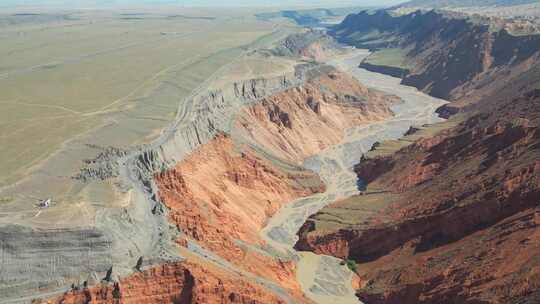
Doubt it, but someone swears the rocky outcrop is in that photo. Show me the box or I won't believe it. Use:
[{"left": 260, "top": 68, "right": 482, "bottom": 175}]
[
  {"left": 236, "top": 70, "right": 394, "bottom": 162},
  {"left": 295, "top": 83, "right": 540, "bottom": 303},
  {"left": 272, "top": 30, "right": 338, "bottom": 62},
  {"left": 74, "top": 145, "right": 128, "bottom": 182}
]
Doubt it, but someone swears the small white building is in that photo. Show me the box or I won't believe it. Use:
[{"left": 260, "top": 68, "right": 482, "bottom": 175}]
[{"left": 39, "top": 198, "right": 51, "bottom": 208}]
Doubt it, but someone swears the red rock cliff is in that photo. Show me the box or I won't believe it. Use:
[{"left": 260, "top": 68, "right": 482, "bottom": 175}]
[
  {"left": 45, "top": 258, "right": 292, "bottom": 304},
  {"left": 155, "top": 134, "right": 323, "bottom": 292},
  {"left": 236, "top": 70, "right": 394, "bottom": 162}
]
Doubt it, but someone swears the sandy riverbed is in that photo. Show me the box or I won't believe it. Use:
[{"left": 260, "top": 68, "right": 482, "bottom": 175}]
[{"left": 261, "top": 48, "right": 447, "bottom": 304}]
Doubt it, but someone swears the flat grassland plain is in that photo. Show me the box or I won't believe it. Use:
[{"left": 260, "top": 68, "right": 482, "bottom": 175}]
[{"left": 0, "top": 7, "right": 297, "bottom": 227}]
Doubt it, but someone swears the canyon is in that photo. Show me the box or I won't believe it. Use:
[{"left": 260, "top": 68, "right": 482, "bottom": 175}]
[
  {"left": 296, "top": 7, "right": 540, "bottom": 304},
  {"left": 23, "top": 40, "right": 407, "bottom": 303},
  {"left": 3, "top": 3, "right": 540, "bottom": 304},
  {"left": 261, "top": 50, "right": 446, "bottom": 304}
]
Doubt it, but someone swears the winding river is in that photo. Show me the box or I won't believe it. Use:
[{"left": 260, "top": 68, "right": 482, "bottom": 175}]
[{"left": 260, "top": 48, "right": 447, "bottom": 304}]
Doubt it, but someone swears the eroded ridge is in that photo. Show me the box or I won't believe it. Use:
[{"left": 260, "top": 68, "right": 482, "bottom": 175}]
[{"left": 27, "top": 40, "right": 398, "bottom": 303}]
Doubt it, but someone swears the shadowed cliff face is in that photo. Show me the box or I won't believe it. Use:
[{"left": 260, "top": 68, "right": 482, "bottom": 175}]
[
  {"left": 295, "top": 75, "right": 540, "bottom": 303},
  {"left": 331, "top": 10, "right": 540, "bottom": 103}
]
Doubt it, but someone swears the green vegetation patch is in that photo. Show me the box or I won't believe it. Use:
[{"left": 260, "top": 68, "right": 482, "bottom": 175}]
[
  {"left": 366, "top": 118, "right": 463, "bottom": 158},
  {"left": 309, "top": 192, "right": 400, "bottom": 233},
  {"left": 0, "top": 197, "right": 13, "bottom": 204},
  {"left": 345, "top": 259, "right": 358, "bottom": 273},
  {"left": 363, "top": 48, "right": 411, "bottom": 70}
]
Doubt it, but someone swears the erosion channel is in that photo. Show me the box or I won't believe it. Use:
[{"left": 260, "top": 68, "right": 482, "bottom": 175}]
[{"left": 261, "top": 48, "right": 447, "bottom": 304}]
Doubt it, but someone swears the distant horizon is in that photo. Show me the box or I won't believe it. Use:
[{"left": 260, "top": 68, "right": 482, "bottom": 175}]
[{"left": 0, "top": 0, "right": 406, "bottom": 9}]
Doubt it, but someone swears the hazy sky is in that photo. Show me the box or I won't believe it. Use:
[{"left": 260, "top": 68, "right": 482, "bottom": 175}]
[{"left": 1, "top": 0, "right": 406, "bottom": 8}]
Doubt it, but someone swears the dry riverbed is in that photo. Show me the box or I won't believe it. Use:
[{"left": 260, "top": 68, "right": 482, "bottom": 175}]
[{"left": 261, "top": 48, "right": 447, "bottom": 304}]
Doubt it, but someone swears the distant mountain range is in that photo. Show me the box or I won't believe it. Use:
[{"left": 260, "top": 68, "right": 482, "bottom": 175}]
[
  {"left": 399, "top": 0, "right": 540, "bottom": 8},
  {"left": 255, "top": 7, "right": 371, "bottom": 27}
]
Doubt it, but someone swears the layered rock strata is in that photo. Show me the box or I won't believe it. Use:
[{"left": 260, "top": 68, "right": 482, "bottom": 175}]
[
  {"left": 34, "top": 59, "right": 395, "bottom": 303},
  {"left": 236, "top": 70, "right": 395, "bottom": 162}
]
